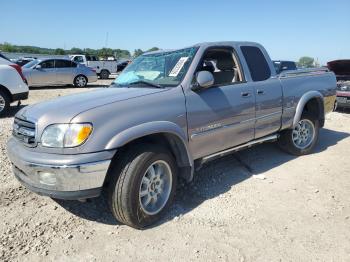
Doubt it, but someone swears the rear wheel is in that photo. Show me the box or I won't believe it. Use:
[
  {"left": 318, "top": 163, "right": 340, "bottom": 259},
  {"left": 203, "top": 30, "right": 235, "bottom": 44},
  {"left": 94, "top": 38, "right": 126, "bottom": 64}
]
[
  {"left": 278, "top": 113, "right": 319, "bottom": 155},
  {"left": 107, "top": 144, "right": 177, "bottom": 229},
  {"left": 74, "top": 75, "right": 88, "bottom": 87},
  {"left": 99, "top": 70, "right": 110, "bottom": 79},
  {"left": 0, "top": 90, "right": 10, "bottom": 117}
]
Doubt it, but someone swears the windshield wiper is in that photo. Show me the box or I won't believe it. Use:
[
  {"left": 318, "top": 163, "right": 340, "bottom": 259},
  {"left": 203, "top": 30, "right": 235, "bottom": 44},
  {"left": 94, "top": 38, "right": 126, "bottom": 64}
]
[{"left": 128, "top": 80, "right": 163, "bottom": 88}]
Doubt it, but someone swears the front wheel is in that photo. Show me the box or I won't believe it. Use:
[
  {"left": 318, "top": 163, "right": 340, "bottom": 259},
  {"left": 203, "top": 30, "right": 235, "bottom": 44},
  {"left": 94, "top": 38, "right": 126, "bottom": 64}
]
[
  {"left": 74, "top": 75, "right": 88, "bottom": 87},
  {"left": 278, "top": 113, "right": 319, "bottom": 155},
  {"left": 107, "top": 144, "right": 177, "bottom": 229},
  {"left": 0, "top": 90, "right": 10, "bottom": 117}
]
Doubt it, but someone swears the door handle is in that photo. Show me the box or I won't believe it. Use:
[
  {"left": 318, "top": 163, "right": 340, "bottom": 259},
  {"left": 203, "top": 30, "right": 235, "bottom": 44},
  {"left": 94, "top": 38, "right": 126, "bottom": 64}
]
[
  {"left": 241, "top": 92, "right": 251, "bottom": 97},
  {"left": 257, "top": 90, "right": 265, "bottom": 95}
]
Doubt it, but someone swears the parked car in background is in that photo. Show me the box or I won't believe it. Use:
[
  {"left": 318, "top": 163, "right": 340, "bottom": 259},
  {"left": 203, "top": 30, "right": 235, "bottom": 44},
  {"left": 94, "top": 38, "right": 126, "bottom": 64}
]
[
  {"left": 69, "top": 54, "right": 118, "bottom": 79},
  {"left": 117, "top": 60, "right": 131, "bottom": 72},
  {"left": 15, "top": 57, "right": 37, "bottom": 67},
  {"left": 273, "top": 60, "right": 297, "bottom": 73},
  {"left": 7, "top": 41, "right": 336, "bottom": 228},
  {"left": 0, "top": 53, "right": 29, "bottom": 116},
  {"left": 327, "top": 59, "right": 350, "bottom": 109},
  {"left": 22, "top": 58, "right": 97, "bottom": 87}
]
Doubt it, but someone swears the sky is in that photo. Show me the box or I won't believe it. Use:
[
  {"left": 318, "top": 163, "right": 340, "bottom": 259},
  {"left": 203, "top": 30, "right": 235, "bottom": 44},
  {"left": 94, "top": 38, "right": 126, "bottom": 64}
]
[{"left": 1, "top": 0, "right": 349, "bottom": 64}]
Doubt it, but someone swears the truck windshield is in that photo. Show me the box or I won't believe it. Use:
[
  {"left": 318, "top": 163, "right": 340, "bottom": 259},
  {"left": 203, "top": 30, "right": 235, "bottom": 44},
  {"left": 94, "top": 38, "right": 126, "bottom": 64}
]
[{"left": 112, "top": 47, "right": 198, "bottom": 87}]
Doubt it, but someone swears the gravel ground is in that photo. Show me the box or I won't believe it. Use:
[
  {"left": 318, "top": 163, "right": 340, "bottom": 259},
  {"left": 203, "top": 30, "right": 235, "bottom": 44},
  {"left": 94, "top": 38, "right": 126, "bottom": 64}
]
[{"left": 0, "top": 79, "right": 350, "bottom": 261}]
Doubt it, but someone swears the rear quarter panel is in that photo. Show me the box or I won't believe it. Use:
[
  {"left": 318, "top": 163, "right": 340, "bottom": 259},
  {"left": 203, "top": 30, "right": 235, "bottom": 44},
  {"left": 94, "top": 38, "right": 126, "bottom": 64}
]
[
  {"left": 279, "top": 71, "right": 336, "bottom": 129},
  {"left": 0, "top": 65, "right": 29, "bottom": 96}
]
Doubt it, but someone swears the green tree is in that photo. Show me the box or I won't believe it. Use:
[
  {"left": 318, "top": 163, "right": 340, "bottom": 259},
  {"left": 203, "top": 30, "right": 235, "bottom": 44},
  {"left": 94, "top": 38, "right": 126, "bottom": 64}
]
[
  {"left": 98, "top": 48, "right": 114, "bottom": 58},
  {"left": 298, "top": 56, "right": 315, "bottom": 68},
  {"left": 133, "top": 49, "right": 143, "bottom": 58},
  {"left": 1, "top": 42, "right": 16, "bottom": 52},
  {"left": 147, "top": 47, "right": 160, "bottom": 52},
  {"left": 70, "top": 47, "right": 84, "bottom": 54},
  {"left": 54, "top": 48, "right": 65, "bottom": 55}
]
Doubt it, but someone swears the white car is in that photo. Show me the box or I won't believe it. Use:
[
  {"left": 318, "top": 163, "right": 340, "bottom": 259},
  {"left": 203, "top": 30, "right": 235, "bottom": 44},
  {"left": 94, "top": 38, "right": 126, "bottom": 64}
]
[
  {"left": 0, "top": 54, "right": 29, "bottom": 116},
  {"left": 69, "top": 54, "right": 118, "bottom": 79}
]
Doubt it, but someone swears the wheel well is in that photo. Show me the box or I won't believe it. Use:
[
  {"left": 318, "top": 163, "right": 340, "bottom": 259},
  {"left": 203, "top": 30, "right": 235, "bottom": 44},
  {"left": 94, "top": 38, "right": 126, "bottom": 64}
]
[
  {"left": 100, "top": 69, "right": 110, "bottom": 74},
  {"left": 104, "top": 133, "right": 193, "bottom": 186},
  {"left": 302, "top": 97, "right": 325, "bottom": 126},
  {"left": 0, "top": 85, "right": 13, "bottom": 102},
  {"left": 75, "top": 74, "right": 87, "bottom": 79}
]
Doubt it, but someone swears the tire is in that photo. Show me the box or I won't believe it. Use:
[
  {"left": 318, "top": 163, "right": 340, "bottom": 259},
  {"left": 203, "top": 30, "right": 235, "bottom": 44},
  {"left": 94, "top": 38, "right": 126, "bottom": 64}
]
[
  {"left": 74, "top": 75, "right": 88, "bottom": 87},
  {"left": 278, "top": 113, "right": 319, "bottom": 156},
  {"left": 0, "top": 90, "right": 10, "bottom": 117},
  {"left": 107, "top": 144, "right": 177, "bottom": 229},
  {"left": 99, "top": 70, "right": 110, "bottom": 79}
]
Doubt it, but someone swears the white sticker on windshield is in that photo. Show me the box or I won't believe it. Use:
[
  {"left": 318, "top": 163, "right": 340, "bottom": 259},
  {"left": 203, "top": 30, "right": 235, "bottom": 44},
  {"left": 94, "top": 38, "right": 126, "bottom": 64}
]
[{"left": 169, "top": 57, "right": 189, "bottom": 77}]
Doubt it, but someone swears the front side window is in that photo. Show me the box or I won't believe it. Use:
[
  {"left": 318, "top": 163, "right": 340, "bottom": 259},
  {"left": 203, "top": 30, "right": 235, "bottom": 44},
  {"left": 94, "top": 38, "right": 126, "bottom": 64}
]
[
  {"left": 40, "top": 60, "right": 55, "bottom": 69},
  {"left": 73, "top": 56, "right": 84, "bottom": 63},
  {"left": 112, "top": 47, "right": 198, "bottom": 87},
  {"left": 197, "top": 47, "right": 244, "bottom": 86}
]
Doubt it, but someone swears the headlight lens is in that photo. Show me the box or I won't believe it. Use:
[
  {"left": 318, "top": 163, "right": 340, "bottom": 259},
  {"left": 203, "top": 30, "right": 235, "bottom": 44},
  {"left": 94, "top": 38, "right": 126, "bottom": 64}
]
[{"left": 41, "top": 123, "right": 92, "bottom": 148}]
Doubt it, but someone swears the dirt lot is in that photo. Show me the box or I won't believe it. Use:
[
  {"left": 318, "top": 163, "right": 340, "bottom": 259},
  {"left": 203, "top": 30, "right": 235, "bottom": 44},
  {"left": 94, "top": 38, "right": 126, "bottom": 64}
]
[{"left": 1, "top": 79, "right": 350, "bottom": 262}]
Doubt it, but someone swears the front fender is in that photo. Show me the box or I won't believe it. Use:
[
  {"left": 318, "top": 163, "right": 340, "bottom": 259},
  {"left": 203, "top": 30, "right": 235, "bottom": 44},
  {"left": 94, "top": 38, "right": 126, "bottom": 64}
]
[
  {"left": 105, "top": 121, "right": 187, "bottom": 149},
  {"left": 293, "top": 91, "right": 324, "bottom": 127},
  {"left": 105, "top": 121, "right": 194, "bottom": 181}
]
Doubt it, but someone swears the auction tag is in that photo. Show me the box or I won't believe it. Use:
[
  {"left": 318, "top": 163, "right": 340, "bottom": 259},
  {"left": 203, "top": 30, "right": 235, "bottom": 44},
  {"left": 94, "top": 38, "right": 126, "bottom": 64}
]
[{"left": 169, "top": 57, "right": 189, "bottom": 77}]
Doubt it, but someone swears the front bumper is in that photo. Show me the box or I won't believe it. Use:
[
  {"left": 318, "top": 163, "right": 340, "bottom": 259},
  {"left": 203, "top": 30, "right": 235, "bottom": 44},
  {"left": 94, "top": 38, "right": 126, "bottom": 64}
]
[
  {"left": 12, "top": 91, "right": 29, "bottom": 102},
  {"left": 6, "top": 138, "right": 114, "bottom": 200}
]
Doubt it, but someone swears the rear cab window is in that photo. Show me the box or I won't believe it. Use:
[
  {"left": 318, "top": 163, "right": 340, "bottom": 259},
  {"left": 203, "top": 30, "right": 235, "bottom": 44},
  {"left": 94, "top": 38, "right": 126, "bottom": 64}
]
[{"left": 241, "top": 46, "right": 271, "bottom": 81}]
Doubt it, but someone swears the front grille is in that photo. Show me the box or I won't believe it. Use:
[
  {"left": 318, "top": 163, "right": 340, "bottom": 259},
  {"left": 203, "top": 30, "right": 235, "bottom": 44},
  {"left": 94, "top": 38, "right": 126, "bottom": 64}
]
[{"left": 12, "top": 117, "right": 36, "bottom": 146}]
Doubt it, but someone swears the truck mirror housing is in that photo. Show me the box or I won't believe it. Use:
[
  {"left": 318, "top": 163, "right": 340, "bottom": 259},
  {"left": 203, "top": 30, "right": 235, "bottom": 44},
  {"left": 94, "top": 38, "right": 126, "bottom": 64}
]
[{"left": 194, "top": 71, "right": 214, "bottom": 90}]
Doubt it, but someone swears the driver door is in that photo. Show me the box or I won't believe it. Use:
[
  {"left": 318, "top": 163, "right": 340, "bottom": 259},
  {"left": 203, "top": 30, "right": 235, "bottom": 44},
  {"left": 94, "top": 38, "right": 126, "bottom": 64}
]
[
  {"left": 185, "top": 47, "right": 256, "bottom": 159},
  {"left": 31, "top": 59, "right": 56, "bottom": 86}
]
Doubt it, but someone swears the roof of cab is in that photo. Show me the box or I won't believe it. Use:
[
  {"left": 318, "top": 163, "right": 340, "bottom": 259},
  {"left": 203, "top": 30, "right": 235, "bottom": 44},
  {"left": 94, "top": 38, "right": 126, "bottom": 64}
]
[{"left": 143, "top": 41, "right": 261, "bottom": 55}]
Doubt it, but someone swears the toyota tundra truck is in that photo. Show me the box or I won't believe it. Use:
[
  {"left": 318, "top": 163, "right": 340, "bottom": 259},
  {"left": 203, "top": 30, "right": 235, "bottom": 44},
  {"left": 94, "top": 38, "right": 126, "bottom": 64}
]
[{"left": 7, "top": 42, "right": 336, "bottom": 228}]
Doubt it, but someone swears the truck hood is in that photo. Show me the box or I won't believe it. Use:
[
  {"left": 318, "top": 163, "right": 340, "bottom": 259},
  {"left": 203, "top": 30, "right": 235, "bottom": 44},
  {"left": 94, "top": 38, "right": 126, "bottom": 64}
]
[{"left": 16, "top": 87, "right": 166, "bottom": 125}]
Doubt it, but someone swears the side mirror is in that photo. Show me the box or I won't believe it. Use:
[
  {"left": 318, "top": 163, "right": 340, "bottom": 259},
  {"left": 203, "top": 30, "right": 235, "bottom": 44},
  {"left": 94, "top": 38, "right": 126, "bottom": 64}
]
[
  {"left": 35, "top": 65, "right": 42, "bottom": 69},
  {"left": 193, "top": 71, "right": 214, "bottom": 90}
]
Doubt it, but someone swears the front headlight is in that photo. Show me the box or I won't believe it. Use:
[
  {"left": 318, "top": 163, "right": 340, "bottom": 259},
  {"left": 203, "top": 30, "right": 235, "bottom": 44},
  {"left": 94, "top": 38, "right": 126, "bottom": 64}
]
[{"left": 41, "top": 123, "right": 93, "bottom": 148}]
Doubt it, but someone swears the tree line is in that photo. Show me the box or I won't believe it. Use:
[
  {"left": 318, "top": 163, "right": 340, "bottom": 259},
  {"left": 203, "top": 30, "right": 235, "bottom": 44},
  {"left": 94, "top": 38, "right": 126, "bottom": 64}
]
[
  {"left": 0, "top": 42, "right": 321, "bottom": 66},
  {"left": 0, "top": 42, "right": 160, "bottom": 59}
]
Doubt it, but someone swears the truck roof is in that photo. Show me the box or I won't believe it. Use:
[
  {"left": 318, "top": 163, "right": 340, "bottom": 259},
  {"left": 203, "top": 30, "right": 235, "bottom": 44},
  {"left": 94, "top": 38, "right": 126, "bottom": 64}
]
[{"left": 144, "top": 41, "right": 262, "bottom": 55}]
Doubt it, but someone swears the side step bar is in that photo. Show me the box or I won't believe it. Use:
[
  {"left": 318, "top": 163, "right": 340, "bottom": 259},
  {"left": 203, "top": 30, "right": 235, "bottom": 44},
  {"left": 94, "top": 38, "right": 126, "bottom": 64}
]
[{"left": 199, "top": 134, "right": 279, "bottom": 165}]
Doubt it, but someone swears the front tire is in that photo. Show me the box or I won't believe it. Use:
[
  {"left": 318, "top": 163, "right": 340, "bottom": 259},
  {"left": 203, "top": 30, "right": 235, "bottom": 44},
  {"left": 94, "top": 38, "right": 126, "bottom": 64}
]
[
  {"left": 74, "top": 75, "right": 88, "bottom": 87},
  {"left": 278, "top": 113, "right": 319, "bottom": 155},
  {"left": 107, "top": 144, "right": 177, "bottom": 229},
  {"left": 0, "top": 90, "right": 10, "bottom": 117}
]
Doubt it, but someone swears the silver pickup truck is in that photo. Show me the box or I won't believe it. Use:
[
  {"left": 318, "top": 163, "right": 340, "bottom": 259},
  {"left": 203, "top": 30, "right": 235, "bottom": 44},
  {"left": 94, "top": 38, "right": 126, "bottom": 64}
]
[{"left": 7, "top": 41, "right": 336, "bottom": 228}]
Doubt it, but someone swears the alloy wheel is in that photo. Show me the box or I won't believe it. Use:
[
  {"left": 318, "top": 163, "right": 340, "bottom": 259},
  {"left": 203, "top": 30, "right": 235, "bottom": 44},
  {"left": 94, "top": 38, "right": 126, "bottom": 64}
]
[
  {"left": 292, "top": 119, "right": 315, "bottom": 149},
  {"left": 139, "top": 160, "right": 173, "bottom": 215}
]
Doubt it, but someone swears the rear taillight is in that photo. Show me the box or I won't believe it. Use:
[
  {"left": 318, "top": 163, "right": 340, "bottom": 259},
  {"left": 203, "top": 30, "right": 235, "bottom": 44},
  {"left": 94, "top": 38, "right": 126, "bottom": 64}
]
[
  {"left": 10, "top": 64, "right": 27, "bottom": 83},
  {"left": 89, "top": 67, "right": 96, "bottom": 73}
]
